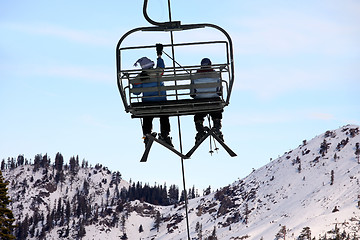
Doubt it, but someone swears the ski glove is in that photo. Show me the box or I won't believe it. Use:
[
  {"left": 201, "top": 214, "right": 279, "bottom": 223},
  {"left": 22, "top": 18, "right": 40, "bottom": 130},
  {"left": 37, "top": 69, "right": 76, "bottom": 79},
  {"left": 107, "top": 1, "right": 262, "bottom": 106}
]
[{"left": 156, "top": 43, "right": 163, "bottom": 56}]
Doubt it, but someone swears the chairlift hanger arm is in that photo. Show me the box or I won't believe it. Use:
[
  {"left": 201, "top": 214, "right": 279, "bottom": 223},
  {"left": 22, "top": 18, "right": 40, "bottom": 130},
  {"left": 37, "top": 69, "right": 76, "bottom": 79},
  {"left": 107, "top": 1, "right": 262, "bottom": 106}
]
[
  {"left": 116, "top": 23, "right": 233, "bottom": 76},
  {"left": 143, "top": 0, "right": 181, "bottom": 28},
  {"left": 116, "top": 23, "right": 233, "bottom": 62}
]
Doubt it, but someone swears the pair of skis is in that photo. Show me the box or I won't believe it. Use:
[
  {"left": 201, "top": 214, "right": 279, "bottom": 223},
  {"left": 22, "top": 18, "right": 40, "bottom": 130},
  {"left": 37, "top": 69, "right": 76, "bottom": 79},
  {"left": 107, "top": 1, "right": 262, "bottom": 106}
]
[{"left": 140, "top": 128, "right": 237, "bottom": 162}]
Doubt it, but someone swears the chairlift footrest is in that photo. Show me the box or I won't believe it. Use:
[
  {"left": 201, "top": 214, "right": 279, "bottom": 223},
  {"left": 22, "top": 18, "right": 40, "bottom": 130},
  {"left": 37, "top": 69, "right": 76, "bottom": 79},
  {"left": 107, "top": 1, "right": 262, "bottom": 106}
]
[
  {"left": 185, "top": 129, "right": 215, "bottom": 158},
  {"left": 140, "top": 133, "right": 189, "bottom": 162},
  {"left": 185, "top": 128, "right": 237, "bottom": 158}
]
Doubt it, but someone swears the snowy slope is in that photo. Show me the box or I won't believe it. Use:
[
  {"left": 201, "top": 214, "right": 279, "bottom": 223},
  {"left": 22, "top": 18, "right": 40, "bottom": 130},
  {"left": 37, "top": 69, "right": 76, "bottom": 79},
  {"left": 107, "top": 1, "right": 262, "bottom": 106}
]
[
  {"left": 122, "top": 124, "right": 360, "bottom": 239},
  {"left": 217, "top": 124, "right": 360, "bottom": 239},
  {"left": 4, "top": 163, "right": 130, "bottom": 239},
  {"left": 3, "top": 124, "right": 360, "bottom": 239}
]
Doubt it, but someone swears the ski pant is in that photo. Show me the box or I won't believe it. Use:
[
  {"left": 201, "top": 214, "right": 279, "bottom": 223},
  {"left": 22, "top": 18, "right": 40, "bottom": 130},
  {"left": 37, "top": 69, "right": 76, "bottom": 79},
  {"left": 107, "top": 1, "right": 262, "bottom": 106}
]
[
  {"left": 194, "top": 110, "right": 223, "bottom": 123},
  {"left": 142, "top": 116, "right": 171, "bottom": 136}
]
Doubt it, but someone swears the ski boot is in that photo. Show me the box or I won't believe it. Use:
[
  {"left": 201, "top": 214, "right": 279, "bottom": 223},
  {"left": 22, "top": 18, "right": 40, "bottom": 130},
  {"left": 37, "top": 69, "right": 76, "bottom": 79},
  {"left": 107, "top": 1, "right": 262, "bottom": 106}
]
[
  {"left": 195, "top": 120, "right": 209, "bottom": 144},
  {"left": 143, "top": 132, "right": 157, "bottom": 147},
  {"left": 159, "top": 132, "right": 174, "bottom": 147},
  {"left": 213, "top": 119, "right": 224, "bottom": 142}
]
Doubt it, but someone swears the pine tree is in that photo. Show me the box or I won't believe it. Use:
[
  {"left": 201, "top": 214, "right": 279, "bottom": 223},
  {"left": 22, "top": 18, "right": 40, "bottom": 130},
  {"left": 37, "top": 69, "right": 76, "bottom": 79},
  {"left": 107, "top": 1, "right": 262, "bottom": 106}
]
[
  {"left": 207, "top": 226, "right": 217, "bottom": 240},
  {"left": 180, "top": 190, "right": 186, "bottom": 202},
  {"left": 41, "top": 154, "right": 50, "bottom": 169},
  {"left": 0, "top": 160, "right": 5, "bottom": 171},
  {"left": 188, "top": 187, "right": 193, "bottom": 200},
  {"left": 330, "top": 170, "right": 334, "bottom": 185},
  {"left": 154, "top": 211, "right": 161, "bottom": 232},
  {"left": 320, "top": 139, "right": 330, "bottom": 156},
  {"left": 203, "top": 186, "right": 211, "bottom": 196},
  {"left": 77, "top": 219, "right": 86, "bottom": 239},
  {"left": 16, "top": 215, "right": 29, "bottom": 240},
  {"left": 33, "top": 154, "right": 42, "bottom": 172},
  {"left": 65, "top": 200, "right": 71, "bottom": 224},
  {"left": 121, "top": 214, "right": 126, "bottom": 233},
  {"left": 17, "top": 155, "right": 25, "bottom": 166},
  {"left": 195, "top": 222, "right": 203, "bottom": 240},
  {"left": 298, "top": 226, "right": 311, "bottom": 240},
  {"left": 69, "top": 156, "right": 78, "bottom": 175},
  {"left": 275, "top": 225, "right": 287, "bottom": 240},
  {"left": 120, "top": 233, "right": 128, "bottom": 240},
  {"left": 355, "top": 143, "right": 360, "bottom": 164},
  {"left": 8, "top": 158, "right": 15, "bottom": 170},
  {"left": 159, "top": 184, "right": 168, "bottom": 205},
  {"left": 244, "top": 202, "right": 249, "bottom": 224},
  {"left": 0, "top": 170, "right": 15, "bottom": 240},
  {"left": 298, "top": 160, "right": 302, "bottom": 173},
  {"left": 54, "top": 152, "right": 64, "bottom": 183},
  {"left": 191, "top": 185, "right": 196, "bottom": 199},
  {"left": 168, "top": 184, "right": 179, "bottom": 204}
]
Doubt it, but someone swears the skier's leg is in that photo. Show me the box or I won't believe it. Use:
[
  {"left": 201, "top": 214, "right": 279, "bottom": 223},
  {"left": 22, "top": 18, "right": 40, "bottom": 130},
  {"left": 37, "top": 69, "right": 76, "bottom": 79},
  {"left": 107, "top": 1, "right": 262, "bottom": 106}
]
[
  {"left": 142, "top": 117, "right": 154, "bottom": 145},
  {"left": 211, "top": 111, "right": 224, "bottom": 142},
  {"left": 194, "top": 113, "right": 207, "bottom": 144},
  {"left": 159, "top": 116, "right": 173, "bottom": 147}
]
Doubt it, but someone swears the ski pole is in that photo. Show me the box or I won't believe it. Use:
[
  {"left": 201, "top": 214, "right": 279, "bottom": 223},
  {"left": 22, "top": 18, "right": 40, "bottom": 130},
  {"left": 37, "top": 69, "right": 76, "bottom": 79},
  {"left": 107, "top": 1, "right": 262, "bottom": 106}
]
[
  {"left": 162, "top": 51, "right": 190, "bottom": 74},
  {"left": 207, "top": 115, "right": 219, "bottom": 154}
]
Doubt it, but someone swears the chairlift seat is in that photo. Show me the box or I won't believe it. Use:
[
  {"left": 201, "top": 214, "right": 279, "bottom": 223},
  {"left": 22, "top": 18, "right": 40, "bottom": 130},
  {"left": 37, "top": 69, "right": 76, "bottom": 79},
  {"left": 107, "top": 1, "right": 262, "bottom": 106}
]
[
  {"left": 130, "top": 98, "right": 224, "bottom": 118},
  {"left": 122, "top": 65, "right": 227, "bottom": 118}
]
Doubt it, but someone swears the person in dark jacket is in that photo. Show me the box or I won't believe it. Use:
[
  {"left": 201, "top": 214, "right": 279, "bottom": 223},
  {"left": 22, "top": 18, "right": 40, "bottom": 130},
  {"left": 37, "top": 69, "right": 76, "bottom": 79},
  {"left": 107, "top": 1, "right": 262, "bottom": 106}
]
[
  {"left": 191, "top": 58, "right": 223, "bottom": 143},
  {"left": 133, "top": 44, "right": 173, "bottom": 147}
]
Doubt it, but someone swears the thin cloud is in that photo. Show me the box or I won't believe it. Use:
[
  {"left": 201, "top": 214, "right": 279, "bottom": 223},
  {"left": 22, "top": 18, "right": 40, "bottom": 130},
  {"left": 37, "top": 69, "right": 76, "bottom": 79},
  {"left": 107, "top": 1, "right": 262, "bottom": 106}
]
[
  {"left": 309, "top": 112, "right": 334, "bottom": 121},
  {"left": 227, "top": 109, "right": 336, "bottom": 126},
  {"left": 232, "top": 8, "right": 360, "bottom": 56},
  {"left": 7, "top": 63, "right": 113, "bottom": 83},
  {"left": 38, "top": 65, "right": 113, "bottom": 83},
  {"left": 79, "top": 114, "right": 110, "bottom": 129},
  {"left": 227, "top": 3, "right": 360, "bottom": 101},
  {"left": 235, "top": 66, "right": 335, "bottom": 99},
  {"left": 1, "top": 22, "right": 113, "bottom": 46}
]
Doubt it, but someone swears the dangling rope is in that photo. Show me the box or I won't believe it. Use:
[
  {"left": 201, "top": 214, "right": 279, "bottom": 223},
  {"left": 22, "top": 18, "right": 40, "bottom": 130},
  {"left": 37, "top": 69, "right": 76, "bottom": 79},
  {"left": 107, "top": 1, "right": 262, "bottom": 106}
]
[{"left": 167, "top": 1, "right": 191, "bottom": 239}]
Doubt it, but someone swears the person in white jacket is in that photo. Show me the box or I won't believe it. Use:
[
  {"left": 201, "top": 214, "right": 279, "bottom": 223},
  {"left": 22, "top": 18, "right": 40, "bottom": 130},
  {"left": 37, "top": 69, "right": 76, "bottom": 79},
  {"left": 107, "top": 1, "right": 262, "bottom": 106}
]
[{"left": 191, "top": 58, "right": 223, "bottom": 144}]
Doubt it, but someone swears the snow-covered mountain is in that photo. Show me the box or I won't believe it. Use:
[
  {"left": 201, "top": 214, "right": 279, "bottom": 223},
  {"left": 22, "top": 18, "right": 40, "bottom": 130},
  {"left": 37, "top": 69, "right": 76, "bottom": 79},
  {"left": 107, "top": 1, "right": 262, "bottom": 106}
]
[{"left": 3, "top": 124, "right": 360, "bottom": 239}]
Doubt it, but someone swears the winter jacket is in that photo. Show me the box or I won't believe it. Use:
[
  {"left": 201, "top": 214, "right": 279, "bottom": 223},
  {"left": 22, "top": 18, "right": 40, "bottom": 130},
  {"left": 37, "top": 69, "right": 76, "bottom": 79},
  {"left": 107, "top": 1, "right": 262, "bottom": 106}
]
[
  {"left": 191, "top": 68, "right": 221, "bottom": 99},
  {"left": 133, "top": 57, "right": 167, "bottom": 102}
]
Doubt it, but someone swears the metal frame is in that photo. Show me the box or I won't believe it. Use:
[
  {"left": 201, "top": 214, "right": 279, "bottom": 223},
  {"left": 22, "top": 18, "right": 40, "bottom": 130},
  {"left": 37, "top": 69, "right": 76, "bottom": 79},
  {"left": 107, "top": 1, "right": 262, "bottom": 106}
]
[{"left": 116, "top": 22, "right": 235, "bottom": 118}]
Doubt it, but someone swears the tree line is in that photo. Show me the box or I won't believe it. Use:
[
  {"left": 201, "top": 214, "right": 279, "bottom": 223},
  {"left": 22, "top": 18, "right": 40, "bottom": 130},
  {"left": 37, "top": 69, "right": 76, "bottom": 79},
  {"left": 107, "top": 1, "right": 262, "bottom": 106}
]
[{"left": 2, "top": 153, "right": 203, "bottom": 239}]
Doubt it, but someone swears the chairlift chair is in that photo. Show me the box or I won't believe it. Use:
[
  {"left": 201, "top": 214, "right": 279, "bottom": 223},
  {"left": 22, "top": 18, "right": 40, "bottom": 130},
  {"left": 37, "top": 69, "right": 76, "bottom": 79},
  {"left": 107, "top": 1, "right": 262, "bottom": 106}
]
[
  {"left": 116, "top": 2, "right": 235, "bottom": 119},
  {"left": 116, "top": 0, "right": 236, "bottom": 161}
]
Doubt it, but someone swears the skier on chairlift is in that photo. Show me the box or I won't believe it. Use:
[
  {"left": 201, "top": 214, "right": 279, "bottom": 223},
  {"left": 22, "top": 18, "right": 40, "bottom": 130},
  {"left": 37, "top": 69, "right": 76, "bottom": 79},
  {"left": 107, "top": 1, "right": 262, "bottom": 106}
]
[
  {"left": 191, "top": 58, "right": 224, "bottom": 144},
  {"left": 133, "top": 44, "right": 173, "bottom": 147}
]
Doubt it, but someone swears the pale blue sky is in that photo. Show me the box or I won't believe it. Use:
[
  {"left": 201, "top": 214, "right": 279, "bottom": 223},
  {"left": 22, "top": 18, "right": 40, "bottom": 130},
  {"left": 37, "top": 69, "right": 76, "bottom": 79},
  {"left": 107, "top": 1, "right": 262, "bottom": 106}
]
[{"left": 1, "top": 0, "right": 359, "bottom": 191}]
